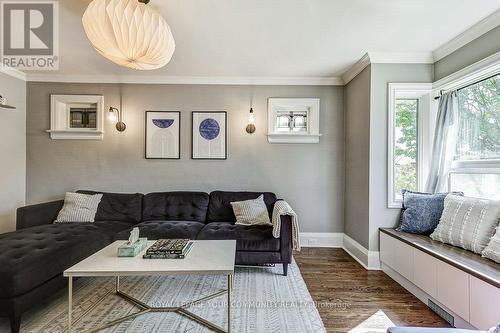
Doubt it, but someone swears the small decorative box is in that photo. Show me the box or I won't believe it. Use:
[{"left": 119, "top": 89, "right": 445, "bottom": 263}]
[{"left": 117, "top": 238, "right": 148, "bottom": 257}]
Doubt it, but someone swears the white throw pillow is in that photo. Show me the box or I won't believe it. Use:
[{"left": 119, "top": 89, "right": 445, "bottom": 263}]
[
  {"left": 482, "top": 224, "right": 500, "bottom": 263},
  {"left": 54, "top": 192, "right": 103, "bottom": 223},
  {"left": 231, "top": 195, "right": 271, "bottom": 226},
  {"left": 430, "top": 195, "right": 500, "bottom": 254}
]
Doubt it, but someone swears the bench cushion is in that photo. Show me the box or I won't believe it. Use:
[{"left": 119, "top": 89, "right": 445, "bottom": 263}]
[
  {"left": 197, "top": 222, "right": 280, "bottom": 251},
  {"left": 115, "top": 220, "right": 206, "bottom": 240},
  {"left": 0, "top": 222, "right": 129, "bottom": 298},
  {"left": 142, "top": 192, "right": 209, "bottom": 222},
  {"left": 207, "top": 191, "right": 277, "bottom": 223}
]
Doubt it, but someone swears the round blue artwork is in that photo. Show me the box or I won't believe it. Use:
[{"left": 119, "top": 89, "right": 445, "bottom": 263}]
[
  {"left": 152, "top": 119, "right": 174, "bottom": 128},
  {"left": 199, "top": 118, "right": 220, "bottom": 140}
]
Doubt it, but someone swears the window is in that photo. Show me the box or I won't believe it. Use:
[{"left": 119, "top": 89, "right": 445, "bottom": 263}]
[
  {"left": 448, "top": 74, "right": 500, "bottom": 199},
  {"left": 393, "top": 99, "right": 418, "bottom": 198},
  {"left": 388, "top": 83, "right": 432, "bottom": 208},
  {"left": 267, "top": 98, "right": 320, "bottom": 143}
]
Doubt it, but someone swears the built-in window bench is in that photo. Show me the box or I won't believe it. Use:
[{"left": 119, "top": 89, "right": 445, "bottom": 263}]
[{"left": 379, "top": 228, "right": 499, "bottom": 331}]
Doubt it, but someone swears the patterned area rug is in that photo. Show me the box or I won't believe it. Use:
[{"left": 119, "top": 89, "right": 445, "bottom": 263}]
[{"left": 0, "top": 259, "right": 325, "bottom": 333}]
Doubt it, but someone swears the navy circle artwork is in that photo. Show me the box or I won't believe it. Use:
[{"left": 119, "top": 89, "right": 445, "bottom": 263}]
[{"left": 199, "top": 118, "right": 220, "bottom": 140}]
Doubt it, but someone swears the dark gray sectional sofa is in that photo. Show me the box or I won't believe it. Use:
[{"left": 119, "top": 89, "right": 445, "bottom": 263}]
[{"left": 0, "top": 190, "right": 293, "bottom": 333}]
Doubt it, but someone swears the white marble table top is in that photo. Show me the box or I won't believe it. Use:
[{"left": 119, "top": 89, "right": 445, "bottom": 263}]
[{"left": 64, "top": 240, "right": 236, "bottom": 277}]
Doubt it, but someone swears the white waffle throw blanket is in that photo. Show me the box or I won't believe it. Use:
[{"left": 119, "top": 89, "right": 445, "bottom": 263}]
[{"left": 272, "top": 200, "right": 300, "bottom": 251}]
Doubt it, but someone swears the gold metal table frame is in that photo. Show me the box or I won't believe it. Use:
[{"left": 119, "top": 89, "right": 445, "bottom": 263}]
[{"left": 68, "top": 274, "right": 233, "bottom": 333}]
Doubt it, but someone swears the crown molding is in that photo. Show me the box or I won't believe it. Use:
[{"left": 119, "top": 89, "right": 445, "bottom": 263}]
[
  {"left": 432, "top": 51, "right": 500, "bottom": 92},
  {"left": 25, "top": 74, "right": 343, "bottom": 86},
  {"left": 367, "top": 52, "right": 434, "bottom": 64},
  {"left": 0, "top": 65, "right": 27, "bottom": 81},
  {"left": 341, "top": 51, "right": 434, "bottom": 84},
  {"left": 433, "top": 9, "right": 500, "bottom": 62},
  {"left": 341, "top": 53, "right": 371, "bottom": 85}
]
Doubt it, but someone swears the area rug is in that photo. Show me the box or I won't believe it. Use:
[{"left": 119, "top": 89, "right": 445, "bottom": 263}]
[{"left": 0, "top": 259, "right": 325, "bottom": 333}]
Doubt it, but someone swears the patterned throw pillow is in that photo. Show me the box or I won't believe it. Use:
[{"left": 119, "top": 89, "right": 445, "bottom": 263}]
[
  {"left": 230, "top": 195, "right": 272, "bottom": 226},
  {"left": 482, "top": 225, "right": 500, "bottom": 263},
  {"left": 430, "top": 195, "right": 500, "bottom": 254},
  {"left": 397, "top": 190, "right": 463, "bottom": 235},
  {"left": 54, "top": 192, "right": 103, "bottom": 223}
]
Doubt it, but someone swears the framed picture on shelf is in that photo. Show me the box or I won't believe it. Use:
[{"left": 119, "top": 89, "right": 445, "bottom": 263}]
[
  {"left": 191, "top": 111, "right": 227, "bottom": 160},
  {"left": 145, "top": 111, "right": 181, "bottom": 159}
]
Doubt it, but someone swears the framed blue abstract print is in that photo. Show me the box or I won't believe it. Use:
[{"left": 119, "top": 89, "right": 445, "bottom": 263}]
[
  {"left": 192, "top": 111, "right": 227, "bottom": 159},
  {"left": 145, "top": 111, "right": 180, "bottom": 159}
]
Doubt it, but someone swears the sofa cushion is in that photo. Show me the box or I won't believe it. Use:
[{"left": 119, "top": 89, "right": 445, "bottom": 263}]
[
  {"left": 207, "top": 191, "right": 277, "bottom": 223},
  {"left": 0, "top": 222, "right": 125, "bottom": 298},
  {"left": 197, "top": 222, "right": 280, "bottom": 251},
  {"left": 115, "top": 220, "right": 206, "bottom": 240},
  {"left": 55, "top": 192, "right": 103, "bottom": 223},
  {"left": 77, "top": 190, "right": 143, "bottom": 224},
  {"left": 142, "top": 192, "right": 209, "bottom": 222}
]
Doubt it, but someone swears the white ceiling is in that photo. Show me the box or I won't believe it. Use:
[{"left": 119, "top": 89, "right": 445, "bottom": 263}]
[{"left": 28, "top": 0, "right": 500, "bottom": 80}]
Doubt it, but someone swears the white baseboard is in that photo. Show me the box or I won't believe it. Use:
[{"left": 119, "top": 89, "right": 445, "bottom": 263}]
[
  {"left": 300, "top": 232, "right": 343, "bottom": 248},
  {"left": 298, "top": 232, "right": 381, "bottom": 270},
  {"left": 342, "top": 234, "right": 381, "bottom": 270}
]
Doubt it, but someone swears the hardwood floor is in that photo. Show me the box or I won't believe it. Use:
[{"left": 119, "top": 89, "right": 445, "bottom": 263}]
[{"left": 295, "top": 248, "right": 450, "bottom": 333}]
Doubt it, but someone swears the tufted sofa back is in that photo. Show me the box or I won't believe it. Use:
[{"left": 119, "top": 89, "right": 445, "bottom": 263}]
[
  {"left": 77, "top": 190, "right": 143, "bottom": 224},
  {"left": 142, "top": 192, "right": 210, "bottom": 222},
  {"left": 207, "top": 191, "right": 277, "bottom": 223}
]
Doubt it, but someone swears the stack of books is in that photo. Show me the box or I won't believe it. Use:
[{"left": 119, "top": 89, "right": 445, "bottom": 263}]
[{"left": 143, "top": 239, "right": 193, "bottom": 259}]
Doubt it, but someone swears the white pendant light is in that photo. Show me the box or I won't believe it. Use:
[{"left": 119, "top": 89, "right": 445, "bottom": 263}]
[{"left": 82, "top": 0, "right": 175, "bottom": 70}]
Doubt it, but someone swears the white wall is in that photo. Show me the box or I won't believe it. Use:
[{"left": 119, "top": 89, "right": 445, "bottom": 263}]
[{"left": 0, "top": 72, "right": 26, "bottom": 233}]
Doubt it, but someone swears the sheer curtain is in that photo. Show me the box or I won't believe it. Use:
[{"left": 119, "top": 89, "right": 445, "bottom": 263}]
[{"left": 425, "top": 91, "right": 458, "bottom": 193}]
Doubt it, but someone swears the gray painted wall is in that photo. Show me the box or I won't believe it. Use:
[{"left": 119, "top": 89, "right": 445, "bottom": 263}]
[
  {"left": 343, "top": 66, "right": 371, "bottom": 248},
  {"left": 0, "top": 73, "right": 26, "bottom": 233},
  {"left": 368, "top": 63, "right": 433, "bottom": 250},
  {"left": 434, "top": 26, "right": 500, "bottom": 81},
  {"left": 26, "top": 83, "right": 344, "bottom": 233}
]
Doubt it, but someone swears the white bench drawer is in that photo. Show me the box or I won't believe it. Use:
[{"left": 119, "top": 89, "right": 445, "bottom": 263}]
[
  {"left": 470, "top": 276, "right": 500, "bottom": 330},
  {"left": 413, "top": 249, "right": 438, "bottom": 298},
  {"left": 436, "top": 260, "right": 469, "bottom": 321}
]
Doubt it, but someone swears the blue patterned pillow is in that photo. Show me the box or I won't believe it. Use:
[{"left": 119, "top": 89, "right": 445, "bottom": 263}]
[{"left": 397, "top": 190, "right": 463, "bottom": 235}]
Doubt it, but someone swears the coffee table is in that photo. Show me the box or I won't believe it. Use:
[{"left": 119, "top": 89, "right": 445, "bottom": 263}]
[{"left": 64, "top": 240, "right": 236, "bottom": 333}]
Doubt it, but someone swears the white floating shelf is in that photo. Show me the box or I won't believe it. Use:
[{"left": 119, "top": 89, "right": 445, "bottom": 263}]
[
  {"left": 267, "top": 133, "right": 322, "bottom": 144},
  {"left": 46, "top": 130, "right": 104, "bottom": 140}
]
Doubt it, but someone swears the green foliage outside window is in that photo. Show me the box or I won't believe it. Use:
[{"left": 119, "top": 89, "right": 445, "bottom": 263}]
[
  {"left": 456, "top": 75, "right": 500, "bottom": 160},
  {"left": 394, "top": 100, "right": 418, "bottom": 198}
]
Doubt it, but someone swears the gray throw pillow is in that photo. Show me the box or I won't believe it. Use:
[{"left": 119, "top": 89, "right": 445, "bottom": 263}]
[
  {"left": 397, "top": 190, "right": 463, "bottom": 235},
  {"left": 54, "top": 192, "right": 103, "bottom": 223},
  {"left": 231, "top": 195, "right": 271, "bottom": 226},
  {"left": 482, "top": 225, "right": 500, "bottom": 264},
  {"left": 430, "top": 195, "right": 500, "bottom": 254}
]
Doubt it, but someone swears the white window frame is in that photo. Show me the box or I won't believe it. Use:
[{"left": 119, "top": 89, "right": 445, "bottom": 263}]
[
  {"left": 387, "top": 83, "right": 433, "bottom": 208},
  {"left": 47, "top": 94, "right": 104, "bottom": 140},
  {"left": 267, "top": 97, "right": 321, "bottom": 143},
  {"left": 432, "top": 53, "right": 500, "bottom": 194}
]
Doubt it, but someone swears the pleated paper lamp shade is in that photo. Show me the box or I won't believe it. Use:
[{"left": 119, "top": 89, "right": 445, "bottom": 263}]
[{"left": 82, "top": 0, "right": 175, "bottom": 70}]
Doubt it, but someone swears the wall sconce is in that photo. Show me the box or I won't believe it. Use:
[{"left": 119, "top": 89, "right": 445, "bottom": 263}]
[
  {"left": 109, "top": 85, "right": 126, "bottom": 132},
  {"left": 246, "top": 107, "right": 256, "bottom": 134},
  {"left": 108, "top": 107, "right": 126, "bottom": 132}
]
